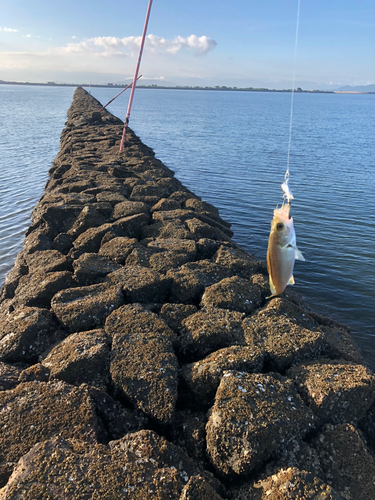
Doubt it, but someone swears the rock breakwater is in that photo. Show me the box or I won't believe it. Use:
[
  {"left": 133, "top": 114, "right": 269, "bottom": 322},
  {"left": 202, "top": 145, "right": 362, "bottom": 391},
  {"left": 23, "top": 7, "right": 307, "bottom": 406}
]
[{"left": 0, "top": 87, "right": 374, "bottom": 499}]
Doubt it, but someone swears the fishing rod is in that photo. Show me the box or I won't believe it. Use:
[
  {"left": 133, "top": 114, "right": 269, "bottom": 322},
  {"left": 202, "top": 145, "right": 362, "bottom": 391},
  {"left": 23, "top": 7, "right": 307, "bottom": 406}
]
[
  {"left": 99, "top": 75, "right": 142, "bottom": 112},
  {"left": 119, "top": 0, "right": 153, "bottom": 152}
]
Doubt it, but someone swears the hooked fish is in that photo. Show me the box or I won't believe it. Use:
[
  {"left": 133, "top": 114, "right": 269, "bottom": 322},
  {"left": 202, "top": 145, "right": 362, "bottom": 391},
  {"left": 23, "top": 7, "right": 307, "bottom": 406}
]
[{"left": 266, "top": 202, "right": 305, "bottom": 297}]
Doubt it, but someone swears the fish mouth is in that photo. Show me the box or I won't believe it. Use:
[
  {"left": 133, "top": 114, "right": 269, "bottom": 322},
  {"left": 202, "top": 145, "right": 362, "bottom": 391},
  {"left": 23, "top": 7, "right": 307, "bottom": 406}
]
[{"left": 274, "top": 202, "right": 292, "bottom": 220}]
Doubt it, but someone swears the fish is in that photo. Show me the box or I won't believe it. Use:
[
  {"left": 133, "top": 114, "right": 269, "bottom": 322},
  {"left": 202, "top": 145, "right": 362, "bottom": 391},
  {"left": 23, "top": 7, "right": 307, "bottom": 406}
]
[{"left": 266, "top": 202, "right": 305, "bottom": 297}]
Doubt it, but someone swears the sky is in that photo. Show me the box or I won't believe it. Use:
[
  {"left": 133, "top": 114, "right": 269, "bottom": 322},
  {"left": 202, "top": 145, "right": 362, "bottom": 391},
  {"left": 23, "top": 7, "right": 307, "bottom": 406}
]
[{"left": 0, "top": 0, "right": 374, "bottom": 90}]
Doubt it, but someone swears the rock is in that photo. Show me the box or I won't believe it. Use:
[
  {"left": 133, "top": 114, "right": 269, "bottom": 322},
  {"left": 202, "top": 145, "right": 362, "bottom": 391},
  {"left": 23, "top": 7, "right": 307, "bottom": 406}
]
[
  {"left": 130, "top": 181, "right": 169, "bottom": 200},
  {"left": 96, "top": 191, "right": 126, "bottom": 203},
  {"left": 13, "top": 270, "right": 76, "bottom": 308},
  {"left": 166, "top": 267, "right": 205, "bottom": 304},
  {"left": 70, "top": 222, "right": 121, "bottom": 257},
  {"left": 125, "top": 246, "right": 158, "bottom": 267},
  {"left": 23, "top": 225, "right": 53, "bottom": 253},
  {"left": 0, "top": 430, "right": 221, "bottom": 499},
  {"left": 159, "top": 303, "right": 198, "bottom": 334},
  {"left": 73, "top": 252, "right": 122, "bottom": 285},
  {"left": 213, "top": 246, "right": 265, "bottom": 279},
  {"left": 147, "top": 220, "right": 194, "bottom": 240},
  {"left": 88, "top": 386, "right": 141, "bottom": 441},
  {"left": 0, "top": 362, "right": 21, "bottom": 391},
  {"left": 185, "top": 198, "right": 220, "bottom": 218},
  {"left": 287, "top": 360, "right": 375, "bottom": 424},
  {"left": 247, "top": 467, "right": 343, "bottom": 500},
  {"left": 196, "top": 238, "right": 225, "bottom": 260},
  {"left": 146, "top": 238, "right": 197, "bottom": 273},
  {"left": 42, "top": 329, "right": 111, "bottom": 389},
  {"left": 242, "top": 303, "right": 331, "bottom": 372},
  {"left": 52, "top": 232, "right": 75, "bottom": 254},
  {"left": 106, "top": 304, "right": 178, "bottom": 424},
  {"left": 0, "top": 307, "right": 59, "bottom": 362},
  {"left": 358, "top": 400, "right": 375, "bottom": 457},
  {"left": 172, "top": 410, "right": 207, "bottom": 461},
  {"left": 106, "top": 265, "right": 170, "bottom": 303},
  {"left": 260, "top": 436, "right": 325, "bottom": 482},
  {"left": 151, "top": 197, "right": 181, "bottom": 211},
  {"left": 0, "top": 381, "right": 99, "bottom": 464},
  {"left": 0, "top": 253, "right": 28, "bottom": 300},
  {"left": 254, "top": 298, "right": 363, "bottom": 367},
  {"left": 98, "top": 236, "right": 139, "bottom": 264},
  {"left": 185, "top": 217, "right": 232, "bottom": 241},
  {"left": 51, "top": 283, "right": 124, "bottom": 332},
  {"left": 112, "top": 200, "right": 149, "bottom": 219},
  {"left": 66, "top": 205, "right": 106, "bottom": 238},
  {"left": 149, "top": 251, "right": 195, "bottom": 274},
  {"left": 179, "top": 308, "right": 245, "bottom": 360},
  {"left": 179, "top": 475, "right": 224, "bottom": 500},
  {"left": 18, "top": 364, "right": 50, "bottom": 383},
  {"left": 33, "top": 204, "right": 81, "bottom": 235},
  {"left": 183, "top": 260, "right": 234, "bottom": 287},
  {"left": 180, "top": 346, "right": 264, "bottom": 407},
  {"left": 200, "top": 275, "right": 263, "bottom": 314},
  {"left": 313, "top": 423, "right": 375, "bottom": 500},
  {"left": 206, "top": 371, "right": 316, "bottom": 476},
  {"left": 148, "top": 238, "right": 197, "bottom": 258},
  {"left": 25, "top": 249, "right": 73, "bottom": 274}
]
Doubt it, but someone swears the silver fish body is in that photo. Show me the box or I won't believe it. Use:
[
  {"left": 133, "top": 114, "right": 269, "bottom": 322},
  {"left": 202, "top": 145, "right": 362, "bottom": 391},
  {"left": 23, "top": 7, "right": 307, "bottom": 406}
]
[{"left": 266, "top": 203, "right": 304, "bottom": 297}]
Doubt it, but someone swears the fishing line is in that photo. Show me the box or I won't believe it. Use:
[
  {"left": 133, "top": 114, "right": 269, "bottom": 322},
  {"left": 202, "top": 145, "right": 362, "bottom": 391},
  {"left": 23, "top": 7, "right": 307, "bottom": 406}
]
[{"left": 284, "top": 0, "right": 301, "bottom": 202}]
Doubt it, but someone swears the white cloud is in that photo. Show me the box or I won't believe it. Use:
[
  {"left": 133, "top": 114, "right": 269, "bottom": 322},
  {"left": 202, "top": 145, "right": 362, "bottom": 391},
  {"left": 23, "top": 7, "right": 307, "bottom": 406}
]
[
  {"left": 0, "top": 32, "right": 218, "bottom": 83},
  {"left": 1, "top": 27, "right": 19, "bottom": 32},
  {"left": 60, "top": 34, "right": 217, "bottom": 57}
]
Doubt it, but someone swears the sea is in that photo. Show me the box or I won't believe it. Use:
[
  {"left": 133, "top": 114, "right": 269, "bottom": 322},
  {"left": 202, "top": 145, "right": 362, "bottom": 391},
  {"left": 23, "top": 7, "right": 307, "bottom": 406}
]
[{"left": 0, "top": 84, "right": 374, "bottom": 368}]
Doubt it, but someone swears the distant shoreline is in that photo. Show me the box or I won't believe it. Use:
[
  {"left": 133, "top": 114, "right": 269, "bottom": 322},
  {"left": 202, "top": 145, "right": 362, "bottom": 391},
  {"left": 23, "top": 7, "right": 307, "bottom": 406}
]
[{"left": 1, "top": 80, "right": 374, "bottom": 94}]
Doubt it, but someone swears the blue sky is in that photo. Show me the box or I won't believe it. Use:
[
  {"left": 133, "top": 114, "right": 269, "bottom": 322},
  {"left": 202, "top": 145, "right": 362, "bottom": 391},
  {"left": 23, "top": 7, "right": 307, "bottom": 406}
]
[{"left": 0, "top": 0, "right": 374, "bottom": 89}]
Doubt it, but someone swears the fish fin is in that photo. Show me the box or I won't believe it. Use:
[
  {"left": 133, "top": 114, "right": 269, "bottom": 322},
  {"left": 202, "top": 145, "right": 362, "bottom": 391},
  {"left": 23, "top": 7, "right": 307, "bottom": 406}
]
[
  {"left": 268, "top": 274, "right": 277, "bottom": 297},
  {"left": 294, "top": 247, "right": 305, "bottom": 261},
  {"left": 288, "top": 275, "right": 295, "bottom": 285}
]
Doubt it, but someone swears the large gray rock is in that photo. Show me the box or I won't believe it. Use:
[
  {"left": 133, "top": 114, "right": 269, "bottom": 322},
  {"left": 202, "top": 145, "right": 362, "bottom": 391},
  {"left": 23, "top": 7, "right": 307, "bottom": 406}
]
[
  {"left": 98, "top": 236, "right": 139, "bottom": 264},
  {"left": 313, "top": 423, "right": 375, "bottom": 500},
  {"left": 106, "top": 304, "right": 178, "bottom": 424},
  {"left": 25, "top": 249, "right": 73, "bottom": 274},
  {"left": 243, "top": 298, "right": 362, "bottom": 371},
  {"left": 42, "top": 329, "right": 111, "bottom": 389},
  {"left": 51, "top": 283, "right": 124, "bottom": 332},
  {"left": 0, "top": 430, "right": 222, "bottom": 500},
  {"left": 166, "top": 267, "right": 205, "bottom": 304},
  {"left": 0, "top": 307, "right": 59, "bottom": 362},
  {"left": 206, "top": 371, "right": 316, "bottom": 477},
  {"left": 179, "top": 308, "right": 245, "bottom": 360},
  {"left": 0, "top": 362, "right": 21, "bottom": 391},
  {"left": 243, "top": 467, "right": 343, "bottom": 500},
  {"left": 180, "top": 346, "right": 264, "bottom": 407},
  {"left": 73, "top": 252, "right": 122, "bottom": 285},
  {"left": 12, "top": 270, "right": 76, "bottom": 308},
  {"left": 200, "top": 275, "right": 263, "bottom": 314},
  {"left": 106, "top": 265, "right": 170, "bottom": 303},
  {"left": 287, "top": 360, "right": 375, "bottom": 424},
  {"left": 0, "top": 381, "right": 99, "bottom": 465}
]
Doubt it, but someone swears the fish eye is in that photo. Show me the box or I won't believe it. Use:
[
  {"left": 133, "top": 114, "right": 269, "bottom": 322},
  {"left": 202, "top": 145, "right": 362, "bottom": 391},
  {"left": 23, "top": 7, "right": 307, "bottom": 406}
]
[{"left": 276, "top": 223, "right": 284, "bottom": 230}]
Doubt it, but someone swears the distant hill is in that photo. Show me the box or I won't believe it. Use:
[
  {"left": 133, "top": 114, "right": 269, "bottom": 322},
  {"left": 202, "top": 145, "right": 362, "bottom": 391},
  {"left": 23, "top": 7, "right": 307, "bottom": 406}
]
[{"left": 337, "top": 84, "right": 375, "bottom": 92}]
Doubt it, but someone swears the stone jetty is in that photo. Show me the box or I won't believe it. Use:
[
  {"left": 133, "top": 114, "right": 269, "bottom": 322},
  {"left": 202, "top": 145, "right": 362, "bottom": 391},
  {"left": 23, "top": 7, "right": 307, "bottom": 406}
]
[{"left": 0, "top": 87, "right": 374, "bottom": 499}]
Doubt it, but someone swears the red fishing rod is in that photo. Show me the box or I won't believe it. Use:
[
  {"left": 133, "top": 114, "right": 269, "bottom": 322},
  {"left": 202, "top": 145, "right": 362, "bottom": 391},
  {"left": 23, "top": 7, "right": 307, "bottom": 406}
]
[
  {"left": 119, "top": 0, "right": 153, "bottom": 152},
  {"left": 99, "top": 75, "right": 142, "bottom": 112}
]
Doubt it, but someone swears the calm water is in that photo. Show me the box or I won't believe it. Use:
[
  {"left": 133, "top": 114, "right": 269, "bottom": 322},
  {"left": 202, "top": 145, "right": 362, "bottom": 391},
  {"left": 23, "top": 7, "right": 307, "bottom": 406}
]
[{"left": 1, "top": 85, "right": 374, "bottom": 367}]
